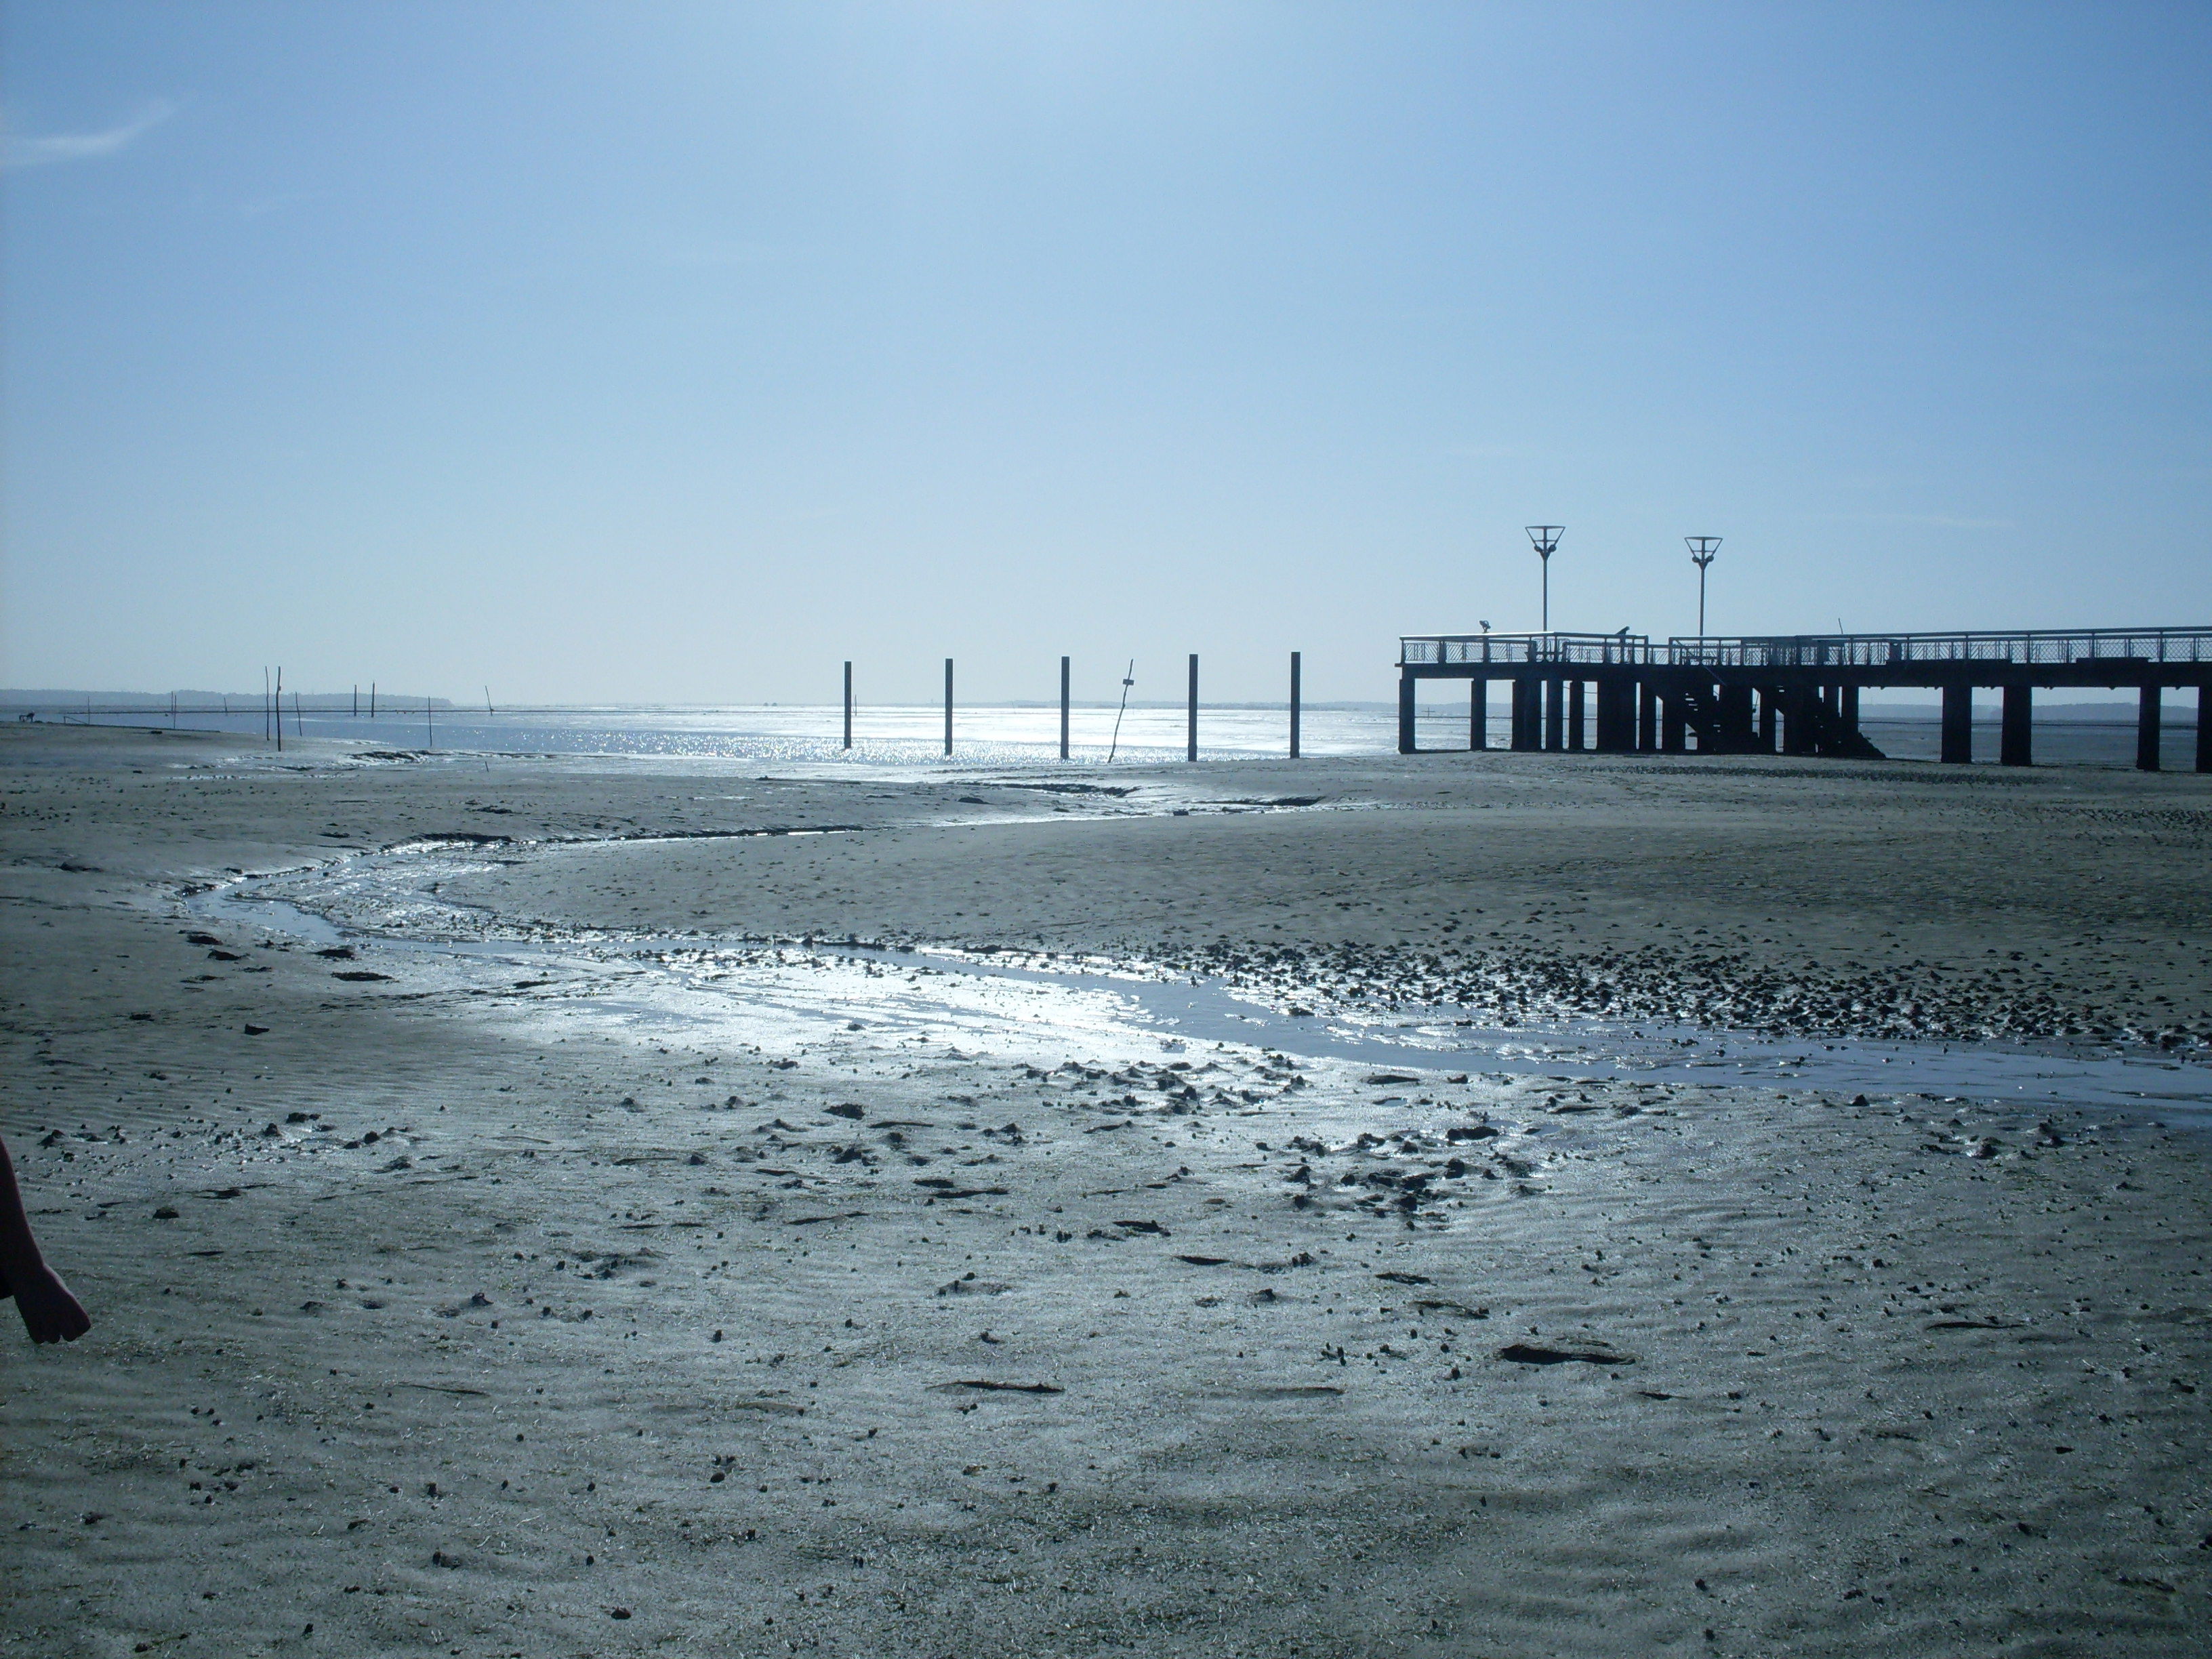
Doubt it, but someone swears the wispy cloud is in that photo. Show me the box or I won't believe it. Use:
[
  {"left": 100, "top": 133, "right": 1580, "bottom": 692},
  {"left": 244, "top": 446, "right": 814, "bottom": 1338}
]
[{"left": 3, "top": 99, "right": 178, "bottom": 170}]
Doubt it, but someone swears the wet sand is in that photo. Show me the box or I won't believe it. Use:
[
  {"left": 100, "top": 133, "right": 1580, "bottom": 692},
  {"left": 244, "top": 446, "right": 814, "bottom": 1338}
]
[{"left": 4, "top": 722, "right": 2210, "bottom": 1656}]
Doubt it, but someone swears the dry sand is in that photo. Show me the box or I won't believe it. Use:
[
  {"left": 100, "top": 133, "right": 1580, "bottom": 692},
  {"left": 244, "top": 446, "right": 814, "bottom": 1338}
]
[{"left": 4, "top": 722, "right": 2210, "bottom": 1657}]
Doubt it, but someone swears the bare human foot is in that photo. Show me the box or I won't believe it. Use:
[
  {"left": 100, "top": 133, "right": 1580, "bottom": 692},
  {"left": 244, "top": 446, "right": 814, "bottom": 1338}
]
[
  {"left": 0, "top": 1135, "right": 91, "bottom": 1345},
  {"left": 4, "top": 1261, "right": 91, "bottom": 1345}
]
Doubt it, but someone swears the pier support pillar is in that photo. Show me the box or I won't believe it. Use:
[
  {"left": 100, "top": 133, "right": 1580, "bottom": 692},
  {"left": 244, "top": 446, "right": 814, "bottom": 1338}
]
[
  {"left": 944, "top": 658, "right": 954, "bottom": 756},
  {"left": 1782, "top": 687, "right": 1821, "bottom": 756},
  {"left": 1940, "top": 683, "right": 1972, "bottom": 764},
  {"left": 1841, "top": 684, "right": 1860, "bottom": 726},
  {"left": 2137, "top": 684, "right": 2161, "bottom": 772},
  {"left": 1637, "top": 682, "right": 1658, "bottom": 752},
  {"left": 2199, "top": 684, "right": 2211, "bottom": 774},
  {"left": 1718, "top": 684, "right": 1754, "bottom": 747},
  {"left": 1397, "top": 670, "right": 1416, "bottom": 754},
  {"left": 1757, "top": 689, "right": 1778, "bottom": 752},
  {"left": 1544, "top": 678, "right": 1564, "bottom": 751},
  {"left": 2000, "top": 684, "right": 2032, "bottom": 767},
  {"left": 1594, "top": 679, "right": 1631, "bottom": 752},
  {"left": 1568, "top": 680, "right": 1586, "bottom": 752},
  {"left": 1469, "top": 677, "right": 1486, "bottom": 750},
  {"left": 1511, "top": 678, "right": 1541, "bottom": 750},
  {"left": 1062, "top": 656, "right": 1072, "bottom": 760},
  {"left": 1661, "top": 694, "right": 1687, "bottom": 754},
  {"left": 842, "top": 661, "right": 853, "bottom": 750},
  {"left": 1288, "top": 652, "right": 1300, "bottom": 760}
]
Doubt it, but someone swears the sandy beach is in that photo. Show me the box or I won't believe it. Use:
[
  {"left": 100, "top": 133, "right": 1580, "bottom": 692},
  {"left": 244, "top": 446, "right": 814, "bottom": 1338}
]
[{"left": 4, "top": 721, "right": 2210, "bottom": 1657}]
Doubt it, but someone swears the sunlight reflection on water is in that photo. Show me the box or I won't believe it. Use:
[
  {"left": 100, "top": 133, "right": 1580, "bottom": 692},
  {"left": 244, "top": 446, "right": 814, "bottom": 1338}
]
[
  {"left": 129, "top": 703, "right": 1382, "bottom": 764},
  {"left": 112, "top": 700, "right": 2188, "bottom": 770}
]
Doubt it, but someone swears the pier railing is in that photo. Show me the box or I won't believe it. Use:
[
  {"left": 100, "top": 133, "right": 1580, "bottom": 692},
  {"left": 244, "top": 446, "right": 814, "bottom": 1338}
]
[
  {"left": 1667, "top": 626, "right": 2212, "bottom": 669},
  {"left": 1404, "top": 627, "right": 2212, "bottom": 670},
  {"left": 1399, "top": 632, "right": 1655, "bottom": 666}
]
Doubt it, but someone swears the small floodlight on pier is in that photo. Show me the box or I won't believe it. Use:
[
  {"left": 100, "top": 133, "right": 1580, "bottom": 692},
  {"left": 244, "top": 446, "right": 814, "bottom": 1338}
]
[
  {"left": 1525, "top": 526, "right": 1562, "bottom": 632},
  {"left": 1685, "top": 536, "right": 1721, "bottom": 639}
]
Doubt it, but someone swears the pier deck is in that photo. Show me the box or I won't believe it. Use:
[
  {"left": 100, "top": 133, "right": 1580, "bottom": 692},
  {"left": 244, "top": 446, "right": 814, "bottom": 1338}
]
[{"left": 1397, "top": 627, "right": 2212, "bottom": 771}]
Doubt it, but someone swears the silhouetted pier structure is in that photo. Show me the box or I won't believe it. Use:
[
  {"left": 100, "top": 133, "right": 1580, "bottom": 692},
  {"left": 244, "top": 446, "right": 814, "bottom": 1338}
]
[{"left": 1398, "top": 626, "right": 2212, "bottom": 772}]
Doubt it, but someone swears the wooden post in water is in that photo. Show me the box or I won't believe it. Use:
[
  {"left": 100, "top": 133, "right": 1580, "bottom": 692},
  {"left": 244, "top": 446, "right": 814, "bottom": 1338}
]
[
  {"left": 427, "top": 697, "right": 434, "bottom": 751},
  {"left": 369, "top": 682, "right": 377, "bottom": 719},
  {"left": 1186, "top": 655, "right": 1198, "bottom": 762},
  {"left": 352, "top": 684, "right": 359, "bottom": 718},
  {"left": 2000, "top": 684, "right": 2032, "bottom": 767},
  {"left": 1290, "top": 651, "right": 1303, "bottom": 759},
  {"left": 274, "top": 668, "right": 283, "bottom": 753},
  {"left": 2137, "top": 684, "right": 2161, "bottom": 772},
  {"left": 943, "top": 659, "right": 954, "bottom": 756},
  {"left": 1060, "top": 657, "right": 1071, "bottom": 760},
  {"left": 842, "top": 661, "right": 853, "bottom": 750}
]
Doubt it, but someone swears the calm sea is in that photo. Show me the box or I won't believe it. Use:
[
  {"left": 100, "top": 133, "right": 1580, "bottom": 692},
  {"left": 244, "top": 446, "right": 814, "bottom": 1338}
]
[
  {"left": 79, "top": 702, "right": 1361, "bottom": 767},
  {"left": 41, "top": 701, "right": 2195, "bottom": 771}
]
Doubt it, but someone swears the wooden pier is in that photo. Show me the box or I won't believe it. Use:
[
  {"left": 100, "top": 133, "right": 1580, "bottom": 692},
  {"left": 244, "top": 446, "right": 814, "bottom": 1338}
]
[{"left": 1398, "top": 627, "right": 2212, "bottom": 772}]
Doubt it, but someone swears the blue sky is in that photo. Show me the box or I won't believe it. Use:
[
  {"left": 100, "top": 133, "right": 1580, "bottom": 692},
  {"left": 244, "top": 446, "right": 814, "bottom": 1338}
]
[{"left": 4, "top": 1, "right": 2207, "bottom": 704}]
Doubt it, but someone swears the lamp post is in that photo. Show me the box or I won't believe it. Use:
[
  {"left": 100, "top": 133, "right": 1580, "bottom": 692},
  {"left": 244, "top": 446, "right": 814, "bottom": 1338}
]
[
  {"left": 1685, "top": 536, "right": 1721, "bottom": 639},
  {"left": 1525, "top": 525, "right": 1562, "bottom": 633}
]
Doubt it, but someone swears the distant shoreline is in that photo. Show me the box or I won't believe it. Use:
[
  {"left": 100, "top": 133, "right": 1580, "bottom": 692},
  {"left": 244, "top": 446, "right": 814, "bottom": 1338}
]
[{"left": 1, "top": 694, "right": 2196, "bottom": 726}]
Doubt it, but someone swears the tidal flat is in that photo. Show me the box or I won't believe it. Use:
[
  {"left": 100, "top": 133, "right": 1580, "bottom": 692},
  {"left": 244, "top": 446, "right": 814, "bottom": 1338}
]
[{"left": 4, "top": 722, "right": 2209, "bottom": 1657}]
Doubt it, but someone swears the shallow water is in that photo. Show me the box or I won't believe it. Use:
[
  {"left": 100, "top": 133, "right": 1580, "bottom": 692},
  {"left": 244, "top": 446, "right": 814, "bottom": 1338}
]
[{"left": 187, "top": 840, "right": 2212, "bottom": 1126}]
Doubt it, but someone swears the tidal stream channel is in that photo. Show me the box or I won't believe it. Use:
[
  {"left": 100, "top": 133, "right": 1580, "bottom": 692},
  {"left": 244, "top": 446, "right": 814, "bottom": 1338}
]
[{"left": 186, "top": 838, "right": 2212, "bottom": 1128}]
